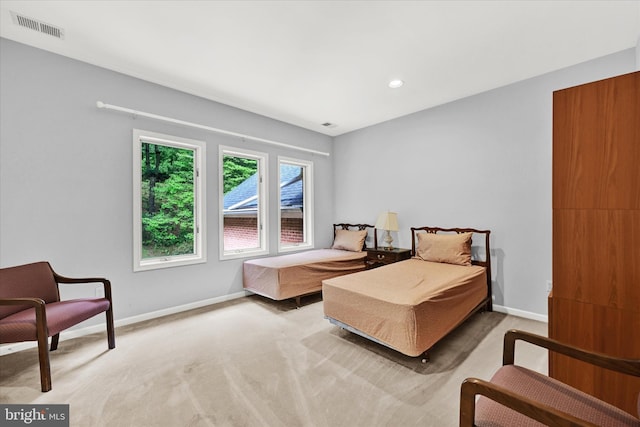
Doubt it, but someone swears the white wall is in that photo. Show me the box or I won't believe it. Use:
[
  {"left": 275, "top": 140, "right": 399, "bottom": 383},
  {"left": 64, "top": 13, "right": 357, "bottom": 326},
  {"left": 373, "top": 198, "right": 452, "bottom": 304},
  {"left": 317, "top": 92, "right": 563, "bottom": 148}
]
[
  {"left": 333, "top": 49, "right": 636, "bottom": 318},
  {"left": 0, "top": 39, "right": 334, "bottom": 325}
]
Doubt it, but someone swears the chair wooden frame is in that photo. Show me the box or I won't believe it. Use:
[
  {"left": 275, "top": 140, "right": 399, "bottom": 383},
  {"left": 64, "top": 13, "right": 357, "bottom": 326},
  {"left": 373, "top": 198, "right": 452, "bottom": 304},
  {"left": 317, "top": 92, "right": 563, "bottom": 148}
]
[
  {"left": 0, "top": 263, "right": 115, "bottom": 392},
  {"left": 460, "top": 329, "right": 640, "bottom": 427}
]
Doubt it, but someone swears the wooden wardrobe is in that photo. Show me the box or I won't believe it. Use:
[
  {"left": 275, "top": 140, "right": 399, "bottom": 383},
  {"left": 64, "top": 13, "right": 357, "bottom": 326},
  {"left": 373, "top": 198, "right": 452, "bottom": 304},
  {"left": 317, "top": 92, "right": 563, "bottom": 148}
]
[{"left": 550, "top": 70, "right": 640, "bottom": 415}]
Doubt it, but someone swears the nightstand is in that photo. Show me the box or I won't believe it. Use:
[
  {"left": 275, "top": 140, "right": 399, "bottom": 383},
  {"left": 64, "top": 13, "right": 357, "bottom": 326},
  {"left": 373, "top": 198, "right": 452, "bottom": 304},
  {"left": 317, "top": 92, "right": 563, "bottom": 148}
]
[{"left": 365, "top": 248, "right": 411, "bottom": 269}]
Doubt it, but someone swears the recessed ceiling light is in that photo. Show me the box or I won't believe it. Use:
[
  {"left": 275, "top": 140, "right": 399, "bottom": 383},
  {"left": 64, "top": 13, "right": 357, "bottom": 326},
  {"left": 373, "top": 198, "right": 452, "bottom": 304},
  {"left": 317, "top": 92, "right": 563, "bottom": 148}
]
[{"left": 388, "top": 79, "right": 404, "bottom": 89}]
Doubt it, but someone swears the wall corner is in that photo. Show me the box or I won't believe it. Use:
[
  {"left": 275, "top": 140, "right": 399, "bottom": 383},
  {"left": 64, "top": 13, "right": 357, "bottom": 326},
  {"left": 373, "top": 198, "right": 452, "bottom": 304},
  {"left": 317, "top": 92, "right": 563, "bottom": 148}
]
[{"left": 636, "top": 34, "right": 640, "bottom": 70}]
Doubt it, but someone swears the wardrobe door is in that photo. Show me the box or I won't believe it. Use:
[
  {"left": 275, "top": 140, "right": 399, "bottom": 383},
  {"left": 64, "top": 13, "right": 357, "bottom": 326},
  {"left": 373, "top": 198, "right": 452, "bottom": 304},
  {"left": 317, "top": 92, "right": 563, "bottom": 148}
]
[
  {"left": 553, "top": 71, "right": 640, "bottom": 210},
  {"left": 550, "top": 71, "right": 640, "bottom": 415}
]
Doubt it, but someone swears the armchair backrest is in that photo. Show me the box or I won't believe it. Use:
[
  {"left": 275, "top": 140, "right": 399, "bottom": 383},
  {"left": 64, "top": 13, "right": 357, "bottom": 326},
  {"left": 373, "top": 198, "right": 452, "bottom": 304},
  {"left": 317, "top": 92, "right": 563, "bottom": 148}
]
[{"left": 0, "top": 261, "right": 59, "bottom": 319}]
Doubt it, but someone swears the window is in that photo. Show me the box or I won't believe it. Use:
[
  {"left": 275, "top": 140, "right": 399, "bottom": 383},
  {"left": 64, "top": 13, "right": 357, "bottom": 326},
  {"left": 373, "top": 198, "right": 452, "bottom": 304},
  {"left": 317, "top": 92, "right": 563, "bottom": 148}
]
[
  {"left": 220, "top": 146, "right": 268, "bottom": 259},
  {"left": 133, "top": 129, "right": 206, "bottom": 271},
  {"left": 278, "top": 157, "right": 314, "bottom": 252}
]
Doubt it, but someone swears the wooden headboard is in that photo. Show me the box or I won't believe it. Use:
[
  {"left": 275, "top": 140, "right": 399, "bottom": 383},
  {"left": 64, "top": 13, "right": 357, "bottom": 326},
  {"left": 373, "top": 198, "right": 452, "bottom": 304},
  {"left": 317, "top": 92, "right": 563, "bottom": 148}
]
[
  {"left": 410, "top": 226, "right": 492, "bottom": 311},
  {"left": 333, "top": 223, "right": 376, "bottom": 250}
]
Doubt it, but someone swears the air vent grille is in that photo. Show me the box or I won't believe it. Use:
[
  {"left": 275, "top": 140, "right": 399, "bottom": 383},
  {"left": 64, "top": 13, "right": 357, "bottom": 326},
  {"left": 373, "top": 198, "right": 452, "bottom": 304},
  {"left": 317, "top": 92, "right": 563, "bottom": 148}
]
[{"left": 11, "top": 11, "right": 65, "bottom": 39}]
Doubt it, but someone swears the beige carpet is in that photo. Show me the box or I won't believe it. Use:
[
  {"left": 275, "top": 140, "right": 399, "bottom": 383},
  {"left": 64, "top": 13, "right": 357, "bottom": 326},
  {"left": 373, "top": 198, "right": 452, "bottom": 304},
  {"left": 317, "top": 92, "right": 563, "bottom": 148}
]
[{"left": 0, "top": 295, "right": 547, "bottom": 426}]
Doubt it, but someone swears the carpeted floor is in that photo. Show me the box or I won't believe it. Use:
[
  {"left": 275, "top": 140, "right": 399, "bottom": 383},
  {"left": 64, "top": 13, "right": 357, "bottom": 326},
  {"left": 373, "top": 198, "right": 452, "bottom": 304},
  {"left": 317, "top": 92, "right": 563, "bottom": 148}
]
[{"left": 0, "top": 295, "right": 547, "bottom": 426}]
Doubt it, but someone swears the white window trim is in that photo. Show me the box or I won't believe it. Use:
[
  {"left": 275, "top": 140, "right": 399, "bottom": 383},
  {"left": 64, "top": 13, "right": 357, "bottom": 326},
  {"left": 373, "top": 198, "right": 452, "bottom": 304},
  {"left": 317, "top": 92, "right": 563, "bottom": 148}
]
[
  {"left": 219, "top": 145, "right": 268, "bottom": 260},
  {"left": 133, "top": 129, "right": 206, "bottom": 272},
  {"left": 278, "top": 156, "right": 314, "bottom": 253}
]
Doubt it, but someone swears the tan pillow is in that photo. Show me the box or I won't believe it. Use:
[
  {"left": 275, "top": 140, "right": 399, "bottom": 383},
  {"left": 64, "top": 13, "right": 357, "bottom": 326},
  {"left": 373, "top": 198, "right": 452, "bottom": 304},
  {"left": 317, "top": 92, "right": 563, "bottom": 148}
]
[
  {"left": 331, "top": 229, "right": 367, "bottom": 252},
  {"left": 416, "top": 232, "right": 472, "bottom": 266}
]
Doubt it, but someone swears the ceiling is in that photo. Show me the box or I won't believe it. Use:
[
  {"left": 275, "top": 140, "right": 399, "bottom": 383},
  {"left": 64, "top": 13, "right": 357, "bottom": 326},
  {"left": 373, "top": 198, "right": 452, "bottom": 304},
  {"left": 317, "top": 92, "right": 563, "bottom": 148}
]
[{"left": 1, "top": 1, "right": 639, "bottom": 136}]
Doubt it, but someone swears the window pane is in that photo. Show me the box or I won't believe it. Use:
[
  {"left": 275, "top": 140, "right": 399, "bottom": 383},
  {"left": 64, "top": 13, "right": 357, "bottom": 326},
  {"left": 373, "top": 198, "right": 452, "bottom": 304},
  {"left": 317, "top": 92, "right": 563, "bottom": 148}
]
[
  {"left": 277, "top": 156, "right": 313, "bottom": 253},
  {"left": 280, "top": 163, "right": 304, "bottom": 245},
  {"left": 222, "top": 155, "right": 260, "bottom": 251},
  {"left": 141, "top": 142, "right": 195, "bottom": 258}
]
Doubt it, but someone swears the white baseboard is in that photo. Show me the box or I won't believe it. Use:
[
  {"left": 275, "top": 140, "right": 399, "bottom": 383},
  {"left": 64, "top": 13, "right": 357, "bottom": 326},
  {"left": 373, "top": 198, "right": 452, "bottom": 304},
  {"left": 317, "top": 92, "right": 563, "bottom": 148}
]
[
  {"left": 493, "top": 304, "right": 548, "bottom": 323},
  {"left": 0, "top": 291, "right": 248, "bottom": 356}
]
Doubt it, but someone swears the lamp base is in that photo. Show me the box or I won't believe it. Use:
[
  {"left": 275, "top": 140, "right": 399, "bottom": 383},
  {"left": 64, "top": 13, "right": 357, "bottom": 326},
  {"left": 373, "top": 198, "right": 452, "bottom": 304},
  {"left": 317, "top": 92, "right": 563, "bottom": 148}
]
[{"left": 383, "top": 230, "right": 394, "bottom": 250}]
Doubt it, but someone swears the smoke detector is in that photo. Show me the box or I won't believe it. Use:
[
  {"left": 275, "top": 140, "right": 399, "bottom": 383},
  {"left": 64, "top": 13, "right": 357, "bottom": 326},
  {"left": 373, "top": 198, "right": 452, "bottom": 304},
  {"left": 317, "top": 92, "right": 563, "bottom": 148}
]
[{"left": 11, "top": 11, "right": 65, "bottom": 39}]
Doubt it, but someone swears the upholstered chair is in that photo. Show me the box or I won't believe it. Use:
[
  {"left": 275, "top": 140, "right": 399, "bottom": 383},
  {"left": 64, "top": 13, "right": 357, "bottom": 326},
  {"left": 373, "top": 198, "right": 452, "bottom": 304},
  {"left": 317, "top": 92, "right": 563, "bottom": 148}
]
[
  {"left": 460, "top": 329, "right": 640, "bottom": 426},
  {"left": 0, "top": 261, "right": 115, "bottom": 392}
]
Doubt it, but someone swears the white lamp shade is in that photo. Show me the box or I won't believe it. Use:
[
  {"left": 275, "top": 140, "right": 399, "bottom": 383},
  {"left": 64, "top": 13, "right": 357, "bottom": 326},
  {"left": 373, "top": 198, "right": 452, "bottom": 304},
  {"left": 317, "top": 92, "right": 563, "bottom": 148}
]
[{"left": 375, "top": 211, "right": 398, "bottom": 231}]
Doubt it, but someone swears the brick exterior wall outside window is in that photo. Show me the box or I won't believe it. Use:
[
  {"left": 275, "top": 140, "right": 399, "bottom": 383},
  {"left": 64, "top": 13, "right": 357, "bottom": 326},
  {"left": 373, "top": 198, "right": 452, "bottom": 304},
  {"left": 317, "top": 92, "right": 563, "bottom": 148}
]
[
  {"left": 223, "top": 217, "right": 258, "bottom": 250},
  {"left": 280, "top": 217, "right": 303, "bottom": 243},
  {"left": 223, "top": 217, "right": 303, "bottom": 249}
]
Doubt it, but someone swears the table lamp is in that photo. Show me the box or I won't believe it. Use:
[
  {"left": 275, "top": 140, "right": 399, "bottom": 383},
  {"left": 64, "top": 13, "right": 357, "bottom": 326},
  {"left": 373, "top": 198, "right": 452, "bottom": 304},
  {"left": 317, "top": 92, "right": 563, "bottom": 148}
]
[{"left": 375, "top": 211, "right": 398, "bottom": 250}]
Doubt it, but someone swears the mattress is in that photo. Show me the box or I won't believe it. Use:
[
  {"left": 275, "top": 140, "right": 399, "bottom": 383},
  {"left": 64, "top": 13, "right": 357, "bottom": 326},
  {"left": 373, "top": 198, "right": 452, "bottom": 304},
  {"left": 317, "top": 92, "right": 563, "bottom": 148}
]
[
  {"left": 243, "top": 249, "right": 367, "bottom": 300},
  {"left": 322, "top": 258, "right": 487, "bottom": 357}
]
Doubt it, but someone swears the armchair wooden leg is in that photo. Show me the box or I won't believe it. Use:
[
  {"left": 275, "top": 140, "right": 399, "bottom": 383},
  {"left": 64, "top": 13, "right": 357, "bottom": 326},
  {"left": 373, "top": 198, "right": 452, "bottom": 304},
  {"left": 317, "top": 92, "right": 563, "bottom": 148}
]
[
  {"left": 31, "top": 301, "right": 53, "bottom": 392},
  {"left": 106, "top": 307, "right": 115, "bottom": 349},
  {"left": 36, "top": 325, "right": 52, "bottom": 392},
  {"left": 50, "top": 333, "right": 60, "bottom": 351}
]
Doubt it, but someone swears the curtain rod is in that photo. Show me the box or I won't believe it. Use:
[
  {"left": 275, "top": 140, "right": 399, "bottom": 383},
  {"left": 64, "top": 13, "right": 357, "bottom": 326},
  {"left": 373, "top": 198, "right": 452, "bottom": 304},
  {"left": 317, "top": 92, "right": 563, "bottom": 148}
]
[{"left": 96, "top": 101, "right": 330, "bottom": 157}]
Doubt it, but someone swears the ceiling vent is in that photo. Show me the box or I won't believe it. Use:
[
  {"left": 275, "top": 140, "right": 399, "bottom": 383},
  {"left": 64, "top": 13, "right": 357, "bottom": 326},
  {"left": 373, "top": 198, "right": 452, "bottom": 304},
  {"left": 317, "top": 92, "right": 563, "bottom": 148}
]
[{"left": 11, "top": 11, "right": 65, "bottom": 39}]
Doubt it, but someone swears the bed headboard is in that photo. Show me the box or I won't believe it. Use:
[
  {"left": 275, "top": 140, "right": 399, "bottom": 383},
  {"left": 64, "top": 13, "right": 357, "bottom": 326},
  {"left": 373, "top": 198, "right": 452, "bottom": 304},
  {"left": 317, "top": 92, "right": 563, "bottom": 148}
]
[
  {"left": 333, "top": 223, "right": 376, "bottom": 250},
  {"left": 411, "top": 226, "right": 492, "bottom": 310}
]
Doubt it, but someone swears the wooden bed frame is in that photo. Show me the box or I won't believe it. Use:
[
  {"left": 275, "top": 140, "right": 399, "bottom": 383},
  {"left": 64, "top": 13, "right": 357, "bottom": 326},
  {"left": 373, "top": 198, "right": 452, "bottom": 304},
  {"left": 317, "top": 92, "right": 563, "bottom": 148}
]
[
  {"left": 333, "top": 222, "right": 377, "bottom": 250},
  {"left": 326, "top": 226, "right": 493, "bottom": 361}
]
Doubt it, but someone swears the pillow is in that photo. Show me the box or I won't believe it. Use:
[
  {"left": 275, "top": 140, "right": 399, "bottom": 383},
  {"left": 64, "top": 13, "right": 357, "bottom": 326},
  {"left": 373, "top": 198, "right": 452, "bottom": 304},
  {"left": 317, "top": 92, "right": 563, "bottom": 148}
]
[
  {"left": 331, "top": 229, "right": 367, "bottom": 252},
  {"left": 416, "top": 232, "right": 472, "bottom": 266}
]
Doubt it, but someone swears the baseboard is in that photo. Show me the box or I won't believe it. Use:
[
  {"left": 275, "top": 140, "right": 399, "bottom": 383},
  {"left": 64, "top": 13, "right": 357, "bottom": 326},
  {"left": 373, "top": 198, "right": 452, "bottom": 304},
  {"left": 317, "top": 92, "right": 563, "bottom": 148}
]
[
  {"left": 493, "top": 304, "right": 548, "bottom": 323},
  {"left": 0, "top": 291, "right": 248, "bottom": 356}
]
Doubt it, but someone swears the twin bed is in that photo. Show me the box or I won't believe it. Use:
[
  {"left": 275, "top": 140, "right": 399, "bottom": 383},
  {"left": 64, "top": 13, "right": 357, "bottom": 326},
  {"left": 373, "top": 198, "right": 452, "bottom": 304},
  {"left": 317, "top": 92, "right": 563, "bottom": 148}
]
[
  {"left": 243, "top": 223, "right": 375, "bottom": 306},
  {"left": 243, "top": 224, "right": 492, "bottom": 360},
  {"left": 323, "top": 226, "right": 492, "bottom": 358}
]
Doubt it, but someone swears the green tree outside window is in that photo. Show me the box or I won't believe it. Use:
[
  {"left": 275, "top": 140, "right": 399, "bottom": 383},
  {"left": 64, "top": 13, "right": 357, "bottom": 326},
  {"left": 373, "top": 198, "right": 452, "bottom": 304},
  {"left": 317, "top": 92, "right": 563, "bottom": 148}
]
[{"left": 141, "top": 142, "right": 195, "bottom": 258}]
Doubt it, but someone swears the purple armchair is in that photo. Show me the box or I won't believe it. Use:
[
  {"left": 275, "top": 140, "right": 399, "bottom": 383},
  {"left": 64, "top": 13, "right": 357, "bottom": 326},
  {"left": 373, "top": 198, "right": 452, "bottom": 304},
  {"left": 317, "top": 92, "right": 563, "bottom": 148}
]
[
  {"left": 460, "top": 329, "right": 640, "bottom": 426},
  {"left": 0, "top": 261, "right": 115, "bottom": 392}
]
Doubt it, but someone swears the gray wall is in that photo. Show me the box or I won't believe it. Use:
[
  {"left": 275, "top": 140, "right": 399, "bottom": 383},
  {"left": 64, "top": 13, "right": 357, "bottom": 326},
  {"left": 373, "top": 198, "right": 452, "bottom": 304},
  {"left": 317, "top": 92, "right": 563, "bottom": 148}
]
[
  {"left": 333, "top": 48, "right": 636, "bottom": 317},
  {"left": 0, "top": 39, "right": 333, "bottom": 323},
  {"left": 1, "top": 37, "right": 636, "bottom": 323}
]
